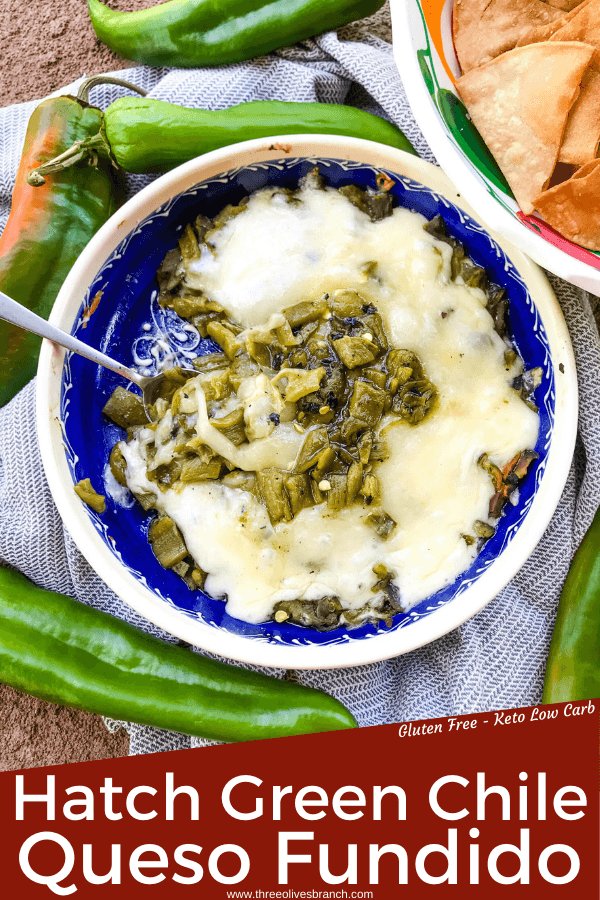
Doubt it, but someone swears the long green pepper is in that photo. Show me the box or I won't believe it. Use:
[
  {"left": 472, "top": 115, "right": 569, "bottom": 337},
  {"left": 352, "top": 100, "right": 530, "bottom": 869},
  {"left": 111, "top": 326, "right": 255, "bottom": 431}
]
[
  {"left": 29, "top": 81, "right": 415, "bottom": 182},
  {"left": 88, "top": 0, "right": 385, "bottom": 69},
  {"left": 0, "top": 566, "right": 357, "bottom": 742},
  {"left": 0, "top": 89, "right": 123, "bottom": 407},
  {"left": 543, "top": 505, "right": 600, "bottom": 704}
]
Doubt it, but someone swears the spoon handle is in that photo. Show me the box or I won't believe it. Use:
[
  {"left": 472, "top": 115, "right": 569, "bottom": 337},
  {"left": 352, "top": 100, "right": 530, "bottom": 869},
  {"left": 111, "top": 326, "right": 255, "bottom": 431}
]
[{"left": 0, "top": 289, "right": 141, "bottom": 385}]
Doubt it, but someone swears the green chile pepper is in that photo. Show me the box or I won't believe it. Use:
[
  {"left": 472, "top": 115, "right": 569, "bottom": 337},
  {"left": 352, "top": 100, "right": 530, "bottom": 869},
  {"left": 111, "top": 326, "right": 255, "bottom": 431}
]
[
  {"left": 88, "top": 0, "right": 385, "bottom": 69},
  {"left": 542, "top": 506, "right": 600, "bottom": 704},
  {"left": 0, "top": 566, "right": 357, "bottom": 741},
  {"left": 29, "top": 87, "right": 415, "bottom": 181},
  {"left": 0, "top": 84, "right": 124, "bottom": 407}
]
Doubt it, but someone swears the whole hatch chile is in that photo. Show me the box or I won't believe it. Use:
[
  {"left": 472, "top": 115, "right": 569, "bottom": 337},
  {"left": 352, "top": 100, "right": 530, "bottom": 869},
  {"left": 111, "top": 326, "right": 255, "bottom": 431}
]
[
  {"left": 0, "top": 566, "right": 357, "bottom": 741},
  {"left": 542, "top": 505, "right": 600, "bottom": 704},
  {"left": 88, "top": 0, "right": 386, "bottom": 69},
  {"left": 28, "top": 81, "right": 416, "bottom": 181},
  {"left": 0, "top": 84, "right": 124, "bottom": 407}
]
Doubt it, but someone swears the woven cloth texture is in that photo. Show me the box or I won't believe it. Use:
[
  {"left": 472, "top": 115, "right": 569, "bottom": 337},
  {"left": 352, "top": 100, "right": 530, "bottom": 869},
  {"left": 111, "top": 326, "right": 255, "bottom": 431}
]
[{"left": 1, "top": 5, "right": 599, "bottom": 755}]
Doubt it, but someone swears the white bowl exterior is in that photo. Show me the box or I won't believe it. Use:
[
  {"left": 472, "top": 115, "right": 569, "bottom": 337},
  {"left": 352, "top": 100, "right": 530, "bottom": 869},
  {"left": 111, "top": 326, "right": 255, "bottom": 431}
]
[
  {"left": 390, "top": 0, "right": 600, "bottom": 296},
  {"left": 37, "top": 135, "right": 578, "bottom": 669}
]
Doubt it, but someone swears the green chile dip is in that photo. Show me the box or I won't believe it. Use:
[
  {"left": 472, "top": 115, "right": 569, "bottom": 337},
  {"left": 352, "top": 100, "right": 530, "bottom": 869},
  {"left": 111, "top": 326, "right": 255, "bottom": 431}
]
[{"left": 110, "top": 173, "right": 539, "bottom": 628}]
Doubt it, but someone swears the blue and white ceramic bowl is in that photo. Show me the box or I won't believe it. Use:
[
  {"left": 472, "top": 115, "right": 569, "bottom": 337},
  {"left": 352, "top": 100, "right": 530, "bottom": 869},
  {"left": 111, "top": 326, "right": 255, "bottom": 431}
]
[{"left": 37, "top": 136, "right": 577, "bottom": 669}]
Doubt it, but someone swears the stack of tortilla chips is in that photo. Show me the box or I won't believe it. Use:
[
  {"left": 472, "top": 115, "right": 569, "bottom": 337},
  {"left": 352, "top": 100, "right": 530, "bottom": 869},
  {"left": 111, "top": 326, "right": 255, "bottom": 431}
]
[{"left": 454, "top": 0, "right": 600, "bottom": 250}]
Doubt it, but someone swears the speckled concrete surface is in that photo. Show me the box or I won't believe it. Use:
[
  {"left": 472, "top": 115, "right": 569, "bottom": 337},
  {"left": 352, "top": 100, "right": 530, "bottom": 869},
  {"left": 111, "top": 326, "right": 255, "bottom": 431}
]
[
  {"left": 0, "top": 0, "right": 152, "bottom": 107},
  {"left": 0, "top": 685, "right": 129, "bottom": 771}
]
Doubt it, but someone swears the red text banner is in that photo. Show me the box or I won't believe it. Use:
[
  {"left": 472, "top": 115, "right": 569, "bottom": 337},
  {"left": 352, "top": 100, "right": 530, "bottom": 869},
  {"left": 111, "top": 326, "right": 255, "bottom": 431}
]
[{"left": 1, "top": 700, "right": 598, "bottom": 897}]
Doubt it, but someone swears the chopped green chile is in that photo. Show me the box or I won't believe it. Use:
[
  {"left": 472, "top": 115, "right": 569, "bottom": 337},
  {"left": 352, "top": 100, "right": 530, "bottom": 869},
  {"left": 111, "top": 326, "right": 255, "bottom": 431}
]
[
  {"left": 478, "top": 453, "right": 504, "bottom": 491},
  {"left": 369, "top": 439, "right": 389, "bottom": 462},
  {"left": 74, "top": 478, "right": 106, "bottom": 514},
  {"left": 148, "top": 516, "right": 189, "bottom": 568},
  {"left": 479, "top": 449, "right": 539, "bottom": 519},
  {"left": 256, "top": 469, "right": 292, "bottom": 524},
  {"left": 147, "top": 459, "right": 182, "bottom": 491},
  {"left": 315, "top": 446, "right": 336, "bottom": 475},
  {"left": 511, "top": 449, "right": 539, "bottom": 480},
  {"left": 229, "top": 354, "right": 260, "bottom": 389},
  {"left": 209, "top": 405, "right": 247, "bottom": 445},
  {"left": 357, "top": 431, "right": 373, "bottom": 465},
  {"left": 361, "top": 312, "right": 388, "bottom": 350},
  {"left": 273, "top": 366, "right": 326, "bottom": 403},
  {"left": 361, "top": 260, "right": 379, "bottom": 280},
  {"left": 371, "top": 563, "right": 397, "bottom": 594},
  {"left": 332, "top": 336, "right": 377, "bottom": 368},
  {"left": 192, "top": 352, "right": 229, "bottom": 372},
  {"left": 359, "top": 474, "right": 379, "bottom": 505},
  {"left": 152, "top": 367, "right": 198, "bottom": 406},
  {"left": 387, "top": 349, "right": 418, "bottom": 373},
  {"left": 392, "top": 377, "right": 437, "bottom": 424},
  {"left": 361, "top": 367, "right": 387, "bottom": 389},
  {"left": 199, "top": 368, "right": 230, "bottom": 402},
  {"left": 157, "top": 247, "right": 182, "bottom": 293},
  {"left": 337, "top": 184, "right": 393, "bottom": 221},
  {"left": 103, "top": 386, "right": 148, "bottom": 428},
  {"left": 171, "top": 295, "right": 223, "bottom": 318},
  {"left": 327, "top": 474, "right": 347, "bottom": 511},
  {"left": 221, "top": 470, "right": 256, "bottom": 492},
  {"left": 206, "top": 321, "right": 243, "bottom": 359},
  {"left": 180, "top": 456, "right": 223, "bottom": 483},
  {"left": 474, "top": 520, "right": 495, "bottom": 540},
  {"left": 285, "top": 473, "right": 313, "bottom": 517},
  {"left": 346, "top": 461, "right": 363, "bottom": 502},
  {"left": 274, "top": 597, "right": 343, "bottom": 630},
  {"left": 513, "top": 367, "right": 543, "bottom": 410},
  {"left": 329, "top": 289, "right": 365, "bottom": 318},
  {"left": 132, "top": 489, "right": 157, "bottom": 511},
  {"left": 349, "top": 380, "right": 387, "bottom": 426},
  {"left": 109, "top": 443, "right": 128, "bottom": 487},
  {"left": 366, "top": 510, "right": 396, "bottom": 539},
  {"left": 178, "top": 223, "right": 201, "bottom": 262},
  {"left": 294, "top": 425, "right": 329, "bottom": 473},
  {"left": 283, "top": 296, "right": 329, "bottom": 329}
]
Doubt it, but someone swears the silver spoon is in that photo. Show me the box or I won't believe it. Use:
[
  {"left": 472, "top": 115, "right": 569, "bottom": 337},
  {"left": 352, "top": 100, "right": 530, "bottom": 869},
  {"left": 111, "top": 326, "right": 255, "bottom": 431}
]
[{"left": 0, "top": 289, "right": 197, "bottom": 413}]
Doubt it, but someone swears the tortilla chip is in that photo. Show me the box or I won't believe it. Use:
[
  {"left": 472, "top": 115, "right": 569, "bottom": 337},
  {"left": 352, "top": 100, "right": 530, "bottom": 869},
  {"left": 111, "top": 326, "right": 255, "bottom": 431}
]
[
  {"left": 517, "top": 17, "right": 569, "bottom": 44},
  {"left": 456, "top": 42, "right": 595, "bottom": 213},
  {"left": 517, "top": 0, "right": 594, "bottom": 45},
  {"left": 453, "top": 0, "right": 564, "bottom": 73},
  {"left": 559, "top": 63, "right": 600, "bottom": 163},
  {"left": 550, "top": 0, "right": 600, "bottom": 47},
  {"left": 533, "top": 158, "right": 600, "bottom": 248}
]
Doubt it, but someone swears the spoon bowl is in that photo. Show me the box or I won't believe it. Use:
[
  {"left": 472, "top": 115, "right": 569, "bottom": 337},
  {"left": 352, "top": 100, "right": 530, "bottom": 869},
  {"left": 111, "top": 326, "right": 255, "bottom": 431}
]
[{"left": 0, "top": 288, "right": 197, "bottom": 417}]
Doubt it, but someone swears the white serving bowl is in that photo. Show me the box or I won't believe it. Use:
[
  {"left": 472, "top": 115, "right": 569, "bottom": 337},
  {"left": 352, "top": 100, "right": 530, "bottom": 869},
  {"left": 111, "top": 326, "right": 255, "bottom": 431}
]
[
  {"left": 37, "top": 135, "right": 577, "bottom": 669},
  {"left": 390, "top": 0, "right": 600, "bottom": 295}
]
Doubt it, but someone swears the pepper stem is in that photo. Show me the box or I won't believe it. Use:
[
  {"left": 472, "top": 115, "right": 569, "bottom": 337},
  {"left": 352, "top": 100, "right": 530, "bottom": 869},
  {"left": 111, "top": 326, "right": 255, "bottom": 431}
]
[
  {"left": 27, "top": 77, "right": 147, "bottom": 186},
  {"left": 77, "top": 75, "right": 148, "bottom": 104},
  {"left": 27, "top": 133, "right": 108, "bottom": 186}
]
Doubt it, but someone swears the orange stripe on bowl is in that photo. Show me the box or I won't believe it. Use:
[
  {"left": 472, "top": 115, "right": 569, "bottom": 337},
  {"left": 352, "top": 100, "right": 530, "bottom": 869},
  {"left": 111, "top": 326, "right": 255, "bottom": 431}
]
[{"left": 421, "top": 0, "right": 457, "bottom": 84}]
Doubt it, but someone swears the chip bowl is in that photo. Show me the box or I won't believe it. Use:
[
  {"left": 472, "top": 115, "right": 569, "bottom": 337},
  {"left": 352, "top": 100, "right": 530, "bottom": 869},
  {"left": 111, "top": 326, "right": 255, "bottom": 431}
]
[
  {"left": 390, "top": 0, "right": 600, "bottom": 295},
  {"left": 36, "top": 135, "right": 576, "bottom": 669}
]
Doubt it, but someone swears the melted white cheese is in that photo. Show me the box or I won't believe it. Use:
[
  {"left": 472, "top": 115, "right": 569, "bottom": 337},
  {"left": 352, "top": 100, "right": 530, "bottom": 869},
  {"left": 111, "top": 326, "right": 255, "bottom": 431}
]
[{"left": 124, "top": 181, "right": 539, "bottom": 623}]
